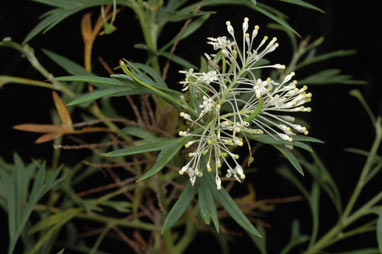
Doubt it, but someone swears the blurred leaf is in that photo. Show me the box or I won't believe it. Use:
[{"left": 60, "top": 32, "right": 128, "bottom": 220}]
[
  {"left": 377, "top": 211, "right": 382, "bottom": 254},
  {"left": 297, "top": 50, "right": 356, "bottom": 70},
  {"left": 299, "top": 69, "right": 366, "bottom": 85},
  {"left": 279, "top": 0, "right": 325, "bottom": 13},
  {"left": 56, "top": 249, "right": 65, "bottom": 254},
  {"left": 119, "top": 126, "right": 156, "bottom": 140},
  {"left": 0, "top": 156, "right": 63, "bottom": 253},
  {"left": 205, "top": 172, "right": 260, "bottom": 237},
  {"left": 249, "top": 223, "right": 267, "bottom": 254},
  {"left": 160, "top": 13, "right": 211, "bottom": 52},
  {"left": 333, "top": 249, "right": 381, "bottom": 254},
  {"left": 274, "top": 145, "right": 304, "bottom": 176},
  {"left": 28, "top": 208, "right": 81, "bottom": 234},
  {"left": 0, "top": 76, "right": 55, "bottom": 90},
  {"left": 162, "top": 183, "right": 197, "bottom": 232},
  {"left": 98, "top": 200, "right": 132, "bottom": 213},
  {"left": 280, "top": 220, "right": 309, "bottom": 254},
  {"left": 349, "top": 89, "right": 377, "bottom": 127}
]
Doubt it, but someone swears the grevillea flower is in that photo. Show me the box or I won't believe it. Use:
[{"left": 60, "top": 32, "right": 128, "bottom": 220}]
[{"left": 178, "top": 18, "right": 312, "bottom": 189}]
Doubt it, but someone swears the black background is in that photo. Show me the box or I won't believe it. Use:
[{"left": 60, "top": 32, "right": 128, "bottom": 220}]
[{"left": 0, "top": 0, "right": 381, "bottom": 253}]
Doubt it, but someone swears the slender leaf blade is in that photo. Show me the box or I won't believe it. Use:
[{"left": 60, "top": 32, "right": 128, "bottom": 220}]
[{"left": 162, "top": 183, "right": 197, "bottom": 232}]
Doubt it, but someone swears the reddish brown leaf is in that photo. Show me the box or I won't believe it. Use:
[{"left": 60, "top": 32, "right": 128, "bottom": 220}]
[
  {"left": 35, "top": 132, "right": 63, "bottom": 144},
  {"left": 52, "top": 91, "right": 73, "bottom": 128},
  {"left": 13, "top": 124, "right": 62, "bottom": 133}
]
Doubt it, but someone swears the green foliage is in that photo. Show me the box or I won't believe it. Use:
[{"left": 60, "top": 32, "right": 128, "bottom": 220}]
[
  {"left": 0, "top": 154, "right": 63, "bottom": 254},
  {"left": 1, "top": 0, "right": 379, "bottom": 253}
]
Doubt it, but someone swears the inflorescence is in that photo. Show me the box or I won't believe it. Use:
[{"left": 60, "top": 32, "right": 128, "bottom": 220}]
[{"left": 178, "top": 18, "right": 312, "bottom": 189}]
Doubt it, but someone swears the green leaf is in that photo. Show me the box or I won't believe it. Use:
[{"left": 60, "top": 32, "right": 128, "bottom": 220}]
[
  {"left": 0, "top": 156, "right": 63, "bottom": 254},
  {"left": 137, "top": 136, "right": 194, "bottom": 182},
  {"left": 28, "top": 208, "right": 81, "bottom": 234},
  {"left": 333, "top": 249, "right": 381, "bottom": 254},
  {"left": 279, "top": 0, "right": 325, "bottom": 13},
  {"left": 248, "top": 134, "right": 315, "bottom": 152},
  {"left": 160, "top": 13, "right": 211, "bottom": 52},
  {"left": 274, "top": 145, "right": 304, "bottom": 175},
  {"left": 377, "top": 212, "right": 382, "bottom": 254},
  {"left": 118, "top": 126, "right": 156, "bottom": 140},
  {"left": 55, "top": 76, "right": 134, "bottom": 87},
  {"left": 160, "top": 52, "right": 198, "bottom": 69},
  {"left": 56, "top": 249, "right": 65, "bottom": 254},
  {"left": 297, "top": 50, "right": 356, "bottom": 70},
  {"left": 299, "top": 69, "right": 366, "bottom": 85},
  {"left": 104, "top": 138, "right": 180, "bottom": 157},
  {"left": 205, "top": 172, "right": 260, "bottom": 236},
  {"left": 162, "top": 183, "right": 197, "bottom": 232},
  {"left": 67, "top": 87, "right": 131, "bottom": 106},
  {"left": 42, "top": 49, "right": 94, "bottom": 76},
  {"left": 24, "top": 0, "right": 134, "bottom": 43},
  {"left": 198, "top": 176, "right": 219, "bottom": 232}
]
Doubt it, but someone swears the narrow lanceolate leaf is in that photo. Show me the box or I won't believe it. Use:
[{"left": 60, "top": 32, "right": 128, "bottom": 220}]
[
  {"left": 42, "top": 49, "right": 94, "bottom": 76},
  {"left": 118, "top": 126, "right": 155, "bottom": 140},
  {"left": 198, "top": 176, "right": 220, "bottom": 232},
  {"left": 67, "top": 87, "right": 131, "bottom": 106},
  {"left": 104, "top": 139, "right": 180, "bottom": 157},
  {"left": 205, "top": 172, "right": 260, "bottom": 237},
  {"left": 274, "top": 145, "right": 304, "bottom": 176},
  {"left": 377, "top": 212, "right": 382, "bottom": 254},
  {"left": 28, "top": 208, "right": 82, "bottom": 234},
  {"left": 52, "top": 92, "right": 73, "bottom": 127},
  {"left": 55, "top": 76, "right": 134, "bottom": 87},
  {"left": 0, "top": 157, "right": 63, "bottom": 254},
  {"left": 162, "top": 183, "right": 197, "bottom": 232},
  {"left": 138, "top": 136, "right": 194, "bottom": 182},
  {"left": 248, "top": 134, "right": 314, "bottom": 152},
  {"left": 279, "top": 0, "right": 325, "bottom": 13},
  {"left": 160, "top": 52, "right": 198, "bottom": 69}
]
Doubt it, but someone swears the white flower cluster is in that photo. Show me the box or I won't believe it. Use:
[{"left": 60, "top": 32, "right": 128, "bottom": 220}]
[{"left": 178, "top": 18, "right": 311, "bottom": 189}]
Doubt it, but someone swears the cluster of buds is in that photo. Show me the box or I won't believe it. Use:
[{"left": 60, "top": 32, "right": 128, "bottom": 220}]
[{"left": 178, "top": 18, "right": 311, "bottom": 189}]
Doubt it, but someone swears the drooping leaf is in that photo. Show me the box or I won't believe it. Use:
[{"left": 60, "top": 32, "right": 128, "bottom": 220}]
[
  {"left": 274, "top": 145, "right": 304, "bottom": 176},
  {"left": 162, "top": 183, "right": 197, "bottom": 232},
  {"left": 278, "top": 0, "right": 325, "bottom": 13},
  {"left": 205, "top": 172, "right": 260, "bottom": 237},
  {"left": 198, "top": 176, "right": 220, "bottom": 232}
]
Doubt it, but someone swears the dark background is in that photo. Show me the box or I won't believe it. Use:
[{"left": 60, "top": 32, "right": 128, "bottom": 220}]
[{"left": 0, "top": 0, "right": 381, "bottom": 253}]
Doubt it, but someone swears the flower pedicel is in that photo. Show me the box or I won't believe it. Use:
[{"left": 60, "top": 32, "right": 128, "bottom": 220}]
[{"left": 178, "top": 18, "right": 312, "bottom": 189}]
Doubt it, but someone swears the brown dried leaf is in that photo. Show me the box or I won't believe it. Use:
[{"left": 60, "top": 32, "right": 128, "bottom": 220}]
[
  {"left": 35, "top": 132, "right": 63, "bottom": 144},
  {"left": 52, "top": 91, "right": 73, "bottom": 128},
  {"left": 13, "top": 124, "right": 62, "bottom": 133}
]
